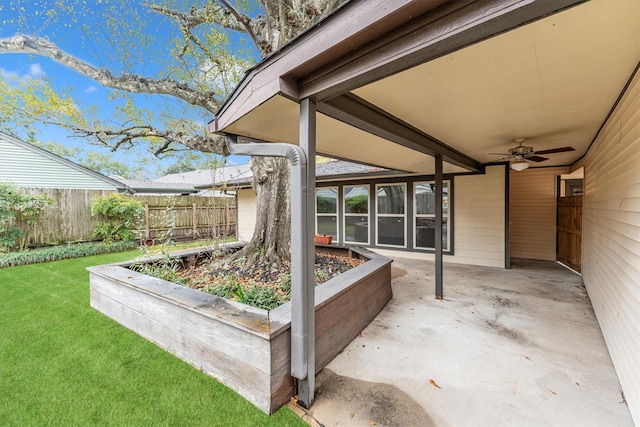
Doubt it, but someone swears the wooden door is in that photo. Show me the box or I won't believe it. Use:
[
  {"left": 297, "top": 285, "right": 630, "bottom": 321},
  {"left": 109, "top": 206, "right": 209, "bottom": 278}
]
[{"left": 556, "top": 195, "right": 582, "bottom": 272}]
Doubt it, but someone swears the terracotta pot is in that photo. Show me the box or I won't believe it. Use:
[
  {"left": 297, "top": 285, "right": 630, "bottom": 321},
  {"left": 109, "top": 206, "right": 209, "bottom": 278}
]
[{"left": 314, "top": 234, "right": 333, "bottom": 244}]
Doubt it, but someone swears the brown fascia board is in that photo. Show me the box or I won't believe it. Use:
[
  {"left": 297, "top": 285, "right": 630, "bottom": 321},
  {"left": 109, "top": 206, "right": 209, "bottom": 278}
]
[{"left": 211, "top": 0, "right": 447, "bottom": 133}]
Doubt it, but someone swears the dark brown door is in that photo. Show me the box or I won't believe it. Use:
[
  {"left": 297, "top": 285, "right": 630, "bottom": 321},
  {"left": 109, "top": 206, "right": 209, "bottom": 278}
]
[{"left": 557, "top": 195, "right": 582, "bottom": 272}]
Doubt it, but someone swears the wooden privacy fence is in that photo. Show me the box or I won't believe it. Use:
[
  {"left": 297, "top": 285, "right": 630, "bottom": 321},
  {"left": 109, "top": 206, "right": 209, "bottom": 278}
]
[
  {"left": 16, "top": 188, "right": 236, "bottom": 248},
  {"left": 557, "top": 195, "right": 582, "bottom": 272},
  {"left": 137, "top": 195, "right": 236, "bottom": 242}
]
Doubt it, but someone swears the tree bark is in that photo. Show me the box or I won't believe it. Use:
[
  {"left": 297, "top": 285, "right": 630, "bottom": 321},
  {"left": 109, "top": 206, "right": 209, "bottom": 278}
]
[{"left": 229, "top": 156, "right": 291, "bottom": 267}]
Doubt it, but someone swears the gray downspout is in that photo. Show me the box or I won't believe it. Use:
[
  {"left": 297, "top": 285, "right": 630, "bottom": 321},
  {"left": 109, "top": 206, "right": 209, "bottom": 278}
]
[
  {"left": 225, "top": 133, "right": 316, "bottom": 406},
  {"left": 435, "top": 153, "right": 443, "bottom": 299}
]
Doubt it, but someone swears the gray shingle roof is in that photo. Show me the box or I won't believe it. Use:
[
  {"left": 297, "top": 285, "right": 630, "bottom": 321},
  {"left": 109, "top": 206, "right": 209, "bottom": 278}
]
[
  {"left": 153, "top": 163, "right": 252, "bottom": 187},
  {"left": 109, "top": 177, "right": 198, "bottom": 194}
]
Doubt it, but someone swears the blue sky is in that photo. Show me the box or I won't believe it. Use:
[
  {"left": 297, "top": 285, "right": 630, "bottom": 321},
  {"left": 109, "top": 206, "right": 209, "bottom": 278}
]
[{"left": 0, "top": 1, "right": 257, "bottom": 178}]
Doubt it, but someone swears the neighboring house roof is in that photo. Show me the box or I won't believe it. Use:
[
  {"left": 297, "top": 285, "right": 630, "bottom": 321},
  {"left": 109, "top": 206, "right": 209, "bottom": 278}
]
[
  {"left": 154, "top": 163, "right": 253, "bottom": 188},
  {"left": 0, "top": 132, "right": 129, "bottom": 191},
  {"left": 109, "top": 176, "right": 198, "bottom": 195}
]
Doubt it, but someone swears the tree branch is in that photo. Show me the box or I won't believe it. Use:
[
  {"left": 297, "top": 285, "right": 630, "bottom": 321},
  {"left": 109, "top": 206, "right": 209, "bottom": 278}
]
[
  {"left": 216, "top": 0, "right": 263, "bottom": 53},
  {"left": 0, "top": 34, "right": 222, "bottom": 112},
  {"left": 148, "top": 1, "right": 271, "bottom": 55}
]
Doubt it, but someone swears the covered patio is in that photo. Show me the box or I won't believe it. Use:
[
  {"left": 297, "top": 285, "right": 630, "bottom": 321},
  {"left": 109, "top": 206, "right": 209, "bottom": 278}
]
[
  {"left": 308, "top": 258, "right": 633, "bottom": 426},
  {"left": 211, "top": 0, "right": 640, "bottom": 421}
]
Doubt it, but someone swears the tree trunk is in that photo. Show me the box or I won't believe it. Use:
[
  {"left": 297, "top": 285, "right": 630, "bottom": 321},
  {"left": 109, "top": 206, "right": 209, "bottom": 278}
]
[{"left": 230, "top": 156, "right": 291, "bottom": 266}]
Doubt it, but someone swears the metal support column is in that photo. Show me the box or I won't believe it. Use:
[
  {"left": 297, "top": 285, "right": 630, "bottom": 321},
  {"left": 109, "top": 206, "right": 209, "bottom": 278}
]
[
  {"left": 295, "top": 98, "right": 316, "bottom": 408},
  {"left": 435, "top": 153, "right": 443, "bottom": 299}
]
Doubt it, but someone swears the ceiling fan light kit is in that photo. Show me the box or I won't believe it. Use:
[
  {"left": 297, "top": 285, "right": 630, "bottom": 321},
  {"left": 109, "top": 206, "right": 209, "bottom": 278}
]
[{"left": 510, "top": 160, "right": 529, "bottom": 171}]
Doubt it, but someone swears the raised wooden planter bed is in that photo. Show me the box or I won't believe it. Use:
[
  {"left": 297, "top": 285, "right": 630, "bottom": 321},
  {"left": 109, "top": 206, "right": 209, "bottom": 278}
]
[{"left": 88, "top": 244, "right": 392, "bottom": 413}]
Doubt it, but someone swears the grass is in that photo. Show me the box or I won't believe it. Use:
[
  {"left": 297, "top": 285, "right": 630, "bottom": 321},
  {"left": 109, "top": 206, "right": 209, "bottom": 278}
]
[{"left": 0, "top": 249, "right": 306, "bottom": 427}]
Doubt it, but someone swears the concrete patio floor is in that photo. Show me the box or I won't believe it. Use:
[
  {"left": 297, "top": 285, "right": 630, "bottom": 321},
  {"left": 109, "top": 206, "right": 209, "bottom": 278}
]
[{"left": 307, "top": 258, "right": 634, "bottom": 427}]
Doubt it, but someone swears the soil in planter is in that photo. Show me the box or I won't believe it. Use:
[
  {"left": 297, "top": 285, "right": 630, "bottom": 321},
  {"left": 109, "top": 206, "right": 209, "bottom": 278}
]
[{"left": 135, "top": 250, "right": 364, "bottom": 311}]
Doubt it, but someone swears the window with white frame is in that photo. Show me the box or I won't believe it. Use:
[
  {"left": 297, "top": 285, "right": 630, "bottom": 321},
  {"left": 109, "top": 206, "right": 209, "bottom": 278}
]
[
  {"left": 316, "top": 187, "right": 338, "bottom": 239},
  {"left": 414, "top": 181, "right": 450, "bottom": 250},
  {"left": 376, "top": 183, "right": 406, "bottom": 247},
  {"left": 344, "top": 185, "right": 369, "bottom": 244}
]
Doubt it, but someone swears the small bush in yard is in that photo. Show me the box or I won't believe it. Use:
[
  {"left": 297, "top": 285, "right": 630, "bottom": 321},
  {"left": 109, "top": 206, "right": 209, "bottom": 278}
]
[
  {"left": 91, "top": 193, "right": 144, "bottom": 242},
  {"left": 0, "top": 183, "right": 52, "bottom": 252}
]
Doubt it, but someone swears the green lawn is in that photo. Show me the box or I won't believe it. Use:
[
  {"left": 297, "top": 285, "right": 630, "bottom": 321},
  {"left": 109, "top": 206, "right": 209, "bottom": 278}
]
[{"left": 0, "top": 250, "right": 305, "bottom": 426}]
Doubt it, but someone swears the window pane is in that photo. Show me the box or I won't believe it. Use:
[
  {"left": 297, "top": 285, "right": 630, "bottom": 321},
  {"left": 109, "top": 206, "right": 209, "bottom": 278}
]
[
  {"left": 415, "top": 184, "right": 435, "bottom": 215},
  {"left": 378, "top": 217, "right": 405, "bottom": 246},
  {"left": 415, "top": 183, "right": 448, "bottom": 214},
  {"left": 317, "top": 216, "right": 337, "bottom": 238},
  {"left": 415, "top": 217, "right": 448, "bottom": 250},
  {"left": 377, "top": 185, "right": 405, "bottom": 215},
  {"left": 345, "top": 186, "right": 368, "bottom": 214},
  {"left": 345, "top": 216, "right": 368, "bottom": 243},
  {"left": 316, "top": 187, "right": 337, "bottom": 214}
]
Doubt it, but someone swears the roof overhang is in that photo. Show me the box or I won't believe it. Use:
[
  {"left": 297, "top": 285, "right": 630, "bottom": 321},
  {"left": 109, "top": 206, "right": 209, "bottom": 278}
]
[{"left": 211, "top": 0, "right": 640, "bottom": 174}]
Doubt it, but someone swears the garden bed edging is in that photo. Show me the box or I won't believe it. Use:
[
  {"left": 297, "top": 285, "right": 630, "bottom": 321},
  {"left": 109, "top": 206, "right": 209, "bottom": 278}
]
[{"left": 88, "top": 244, "right": 392, "bottom": 413}]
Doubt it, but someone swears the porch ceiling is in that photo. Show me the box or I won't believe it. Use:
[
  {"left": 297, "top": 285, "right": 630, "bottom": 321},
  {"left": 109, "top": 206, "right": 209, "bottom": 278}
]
[{"left": 217, "top": 0, "right": 640, "bottom": 173}]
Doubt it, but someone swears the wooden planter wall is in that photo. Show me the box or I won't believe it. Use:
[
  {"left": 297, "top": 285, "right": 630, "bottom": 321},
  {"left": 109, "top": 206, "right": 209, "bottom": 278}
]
[{"left": 88, "top": 246, "right": 392, "bottom": 413}]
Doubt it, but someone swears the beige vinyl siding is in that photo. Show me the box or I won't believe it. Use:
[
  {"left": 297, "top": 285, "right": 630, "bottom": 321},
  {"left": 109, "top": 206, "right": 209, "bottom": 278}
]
[
  {"left": 0, "top": 138, "right": 117, "bottom": 190},
  {"left": 452, "top": 165, "right": 506, "bottom": 267},
  {"left": 509, "top": 167, "right": 569, "bottom": 260},
  {"left": 236, "top": 188, "right": 257, "bottom": 242},
  {"left": 374, "top": 165, "right": 506, "bottom": 267},
  {"left": 580, "top": 67, "right": 640, "bottom": 425}
]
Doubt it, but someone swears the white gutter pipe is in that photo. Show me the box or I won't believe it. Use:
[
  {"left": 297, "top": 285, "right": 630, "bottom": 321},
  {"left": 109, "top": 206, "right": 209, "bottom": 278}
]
[{"left": 225, "top": 131, "right": 316, "bottom": 407}]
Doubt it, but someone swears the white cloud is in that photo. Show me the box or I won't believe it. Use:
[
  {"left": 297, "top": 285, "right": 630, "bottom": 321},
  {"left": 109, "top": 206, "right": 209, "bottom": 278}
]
[
  {"left": 29, "top": 63, "right": 44, "bottom": 78},
  {"left": 84, "top": 85, "right": 98, "bottom": 93},
  {"left": 0, "top": 63, "right": 46, "bottom": 82}
]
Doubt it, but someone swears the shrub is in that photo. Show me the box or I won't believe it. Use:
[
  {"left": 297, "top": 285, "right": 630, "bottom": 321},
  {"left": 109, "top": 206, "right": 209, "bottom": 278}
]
[
  {"left": 0, "top": 183, "right": 52, "bottom": 252},
  {"left": 130, "top": 253, "right": 187, "bottom": 285},
  {"left": 91, "top": 193, "right": 144, "bottom": 242}
]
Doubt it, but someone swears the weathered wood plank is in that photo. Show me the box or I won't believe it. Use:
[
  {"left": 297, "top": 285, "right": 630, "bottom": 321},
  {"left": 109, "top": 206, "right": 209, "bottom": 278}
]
[{"left": 90, "top": 277, "right": 273, "bottom": 412}]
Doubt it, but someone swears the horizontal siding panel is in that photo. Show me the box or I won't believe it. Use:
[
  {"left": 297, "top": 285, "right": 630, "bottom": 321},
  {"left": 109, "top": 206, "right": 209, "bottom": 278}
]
[
  {"left": 0, "top": 139, "right": 117, "bottom": 190},
  {"left": 455, "top": 234, "right": 504, "bottom": 245},
  {"left": 454, "top": 242, "right": 503, "bottom": 253},
  {"left": 581, "top": 67, "right": 640, "bottom": 424},
  {"left": 455, "top": 227, "right": 504, "bottom": 237}
]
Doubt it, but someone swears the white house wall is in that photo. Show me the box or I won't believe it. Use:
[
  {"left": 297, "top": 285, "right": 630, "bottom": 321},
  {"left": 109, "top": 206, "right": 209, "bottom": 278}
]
[
  {"left": 578, "top": 67, "right": 640, "bottom": 425},
  {"left": 374, "top": 165, "right": 506, "bottom": 268},
  {"left": 0, "top": 138, "right": 118, "bottom": 190},
  {"left": 236, "top": 188, "right": 257, "bottom": 242},
  {"left": 509, "top": 166, "right": 570, "bottom": 261}
]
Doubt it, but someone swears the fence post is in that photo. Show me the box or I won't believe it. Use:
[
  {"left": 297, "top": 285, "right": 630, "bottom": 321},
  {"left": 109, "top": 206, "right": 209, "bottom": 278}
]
[
  {"left": 144, "top": 203, "right": 150, "bottom": 239},
  {"left": 192, "top": 203, "right": 197, "bottom": 237}
]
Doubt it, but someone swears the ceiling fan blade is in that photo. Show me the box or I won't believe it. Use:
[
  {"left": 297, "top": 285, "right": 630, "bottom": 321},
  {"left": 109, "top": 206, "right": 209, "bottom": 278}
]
[
  {"left": 534, "top": 146, "right": 575, "bottom": 155},
  {"left": 528, "top": 155, "right": 549, "bottom": 162},
  {"left": 484, "top": 157, "right": 512, "bottom": 164}
]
